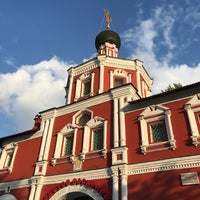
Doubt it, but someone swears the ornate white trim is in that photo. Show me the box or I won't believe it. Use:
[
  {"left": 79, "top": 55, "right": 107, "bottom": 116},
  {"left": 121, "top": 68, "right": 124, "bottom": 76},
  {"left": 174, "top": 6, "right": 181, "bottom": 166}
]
[
  {"left": 138, "top": 104, "right": 176, "bottom": 154},
  {"left": 128, "top": 155, "right": 200, "bottom": 175},
  {"left": 184, "top": 94, "right": 200, "bottom": 146},
  {"left": 68, "top": 60, "right": 98, "bottom": 77},
  {"left": 50, "top": 185, "right": 104, "bottom": 200}
]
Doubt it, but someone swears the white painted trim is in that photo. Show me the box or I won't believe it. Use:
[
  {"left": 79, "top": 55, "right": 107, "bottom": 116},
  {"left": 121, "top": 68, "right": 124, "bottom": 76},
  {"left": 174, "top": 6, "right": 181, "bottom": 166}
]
[
  {"left": 1, "top": 154, "right": 200, "bottom": 195},
  {"left": 113, "top": 98, "right": 119, "bottom": 147},
  {"left": 127, "top": 154, "right": 200, "bottom": 175},
  {"left": 0, "top": 143, "right": 18, "bottom": 174},
  {"left": 50, "top": 185, "right": 104, "bottom": 200},
  {"left": 111, "top": 166, "right": 119, "bottom": 200},
  {"left": 184, "top": 94, "right": 200, "bottom": 146},
  {"left": 139, "top": 105, "right": 176, "bottom": 154},
  {"left": 119, "top": 97, "right": 126, "bottom": 146}
]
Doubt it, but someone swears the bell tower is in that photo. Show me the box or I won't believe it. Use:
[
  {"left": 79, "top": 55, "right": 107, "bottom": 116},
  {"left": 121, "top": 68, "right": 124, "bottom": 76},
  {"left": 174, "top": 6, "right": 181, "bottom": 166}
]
[{"left": 65, "top": 10, "right": 153, "bottom": 105}]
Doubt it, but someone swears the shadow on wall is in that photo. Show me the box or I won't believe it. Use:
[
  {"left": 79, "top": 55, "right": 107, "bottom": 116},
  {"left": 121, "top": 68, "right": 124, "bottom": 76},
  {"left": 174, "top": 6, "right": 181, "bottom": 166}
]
[{"left": 127, "top": 168, "right": 200, "bottom": 200}]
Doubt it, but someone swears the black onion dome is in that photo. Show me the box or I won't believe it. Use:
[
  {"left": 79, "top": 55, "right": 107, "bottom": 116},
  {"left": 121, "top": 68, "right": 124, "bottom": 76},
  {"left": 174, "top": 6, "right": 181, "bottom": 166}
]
[{"left": 95, "top": 29, "right": 121, "bottom": 51}]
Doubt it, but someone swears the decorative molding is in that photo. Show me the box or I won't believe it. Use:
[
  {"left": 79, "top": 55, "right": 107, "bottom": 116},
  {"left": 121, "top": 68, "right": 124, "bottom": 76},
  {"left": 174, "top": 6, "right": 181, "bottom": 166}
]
[
  {"left": 69, "top": 60, "right": 98, "bottom": 76},
  {"left": 1, "top": 155, "right": 200, "bottom": 192},
  {"left": 127, "top": 155, "right": 200, "bottom": 175},
  {"left": 50, "top": 185, "right": 104, "bottom": 200}
]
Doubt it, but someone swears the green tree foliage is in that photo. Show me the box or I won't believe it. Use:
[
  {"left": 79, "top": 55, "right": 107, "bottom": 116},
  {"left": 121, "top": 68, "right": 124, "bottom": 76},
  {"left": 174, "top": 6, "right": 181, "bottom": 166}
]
[{"left": 161, "top": 83, "right": 182, "bottom": 92}]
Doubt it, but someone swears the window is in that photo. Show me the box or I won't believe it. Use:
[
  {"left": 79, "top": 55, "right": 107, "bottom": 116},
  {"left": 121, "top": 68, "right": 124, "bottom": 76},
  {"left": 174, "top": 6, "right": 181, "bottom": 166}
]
[
  {"left": 4, "top": 151, "right": 13, "bottom": 168},
  {"left": 74, "top": 72, "right": 95, "bottom": 101},
  {"left": 78, "top": 112, "right": 91, "bottom": 126},
  {"left": 149, "top": 121, "right": 167, "bottom": 143},
  {"left": 52, "top": 124, "right": 77, "bottom": 166},
  {"left": 110, "top": 69, "right": 132, "bottom": 89},
  {"left": 81, "top": 116, "right": 108, "bottom": 160},
  {"left": 62, "top": 134, "right": 74, "bottom": 156},
  {"left": 184, "top": 94, "right": 200, "bottom": 146},
  {"left": 114, "top": 77, "right": 124, "bottom": 87},
  {"left": 92, "top": 127, "right": 103, "bottom": 151},
  {"left": 82, "top": 79, "right": 91, "bottom": 96},
  {"left": 0, "top": 143, "right": 18, "bottom": 174},
  {"left": 138, "top": 105, "right": 176, "bottom": 154}
]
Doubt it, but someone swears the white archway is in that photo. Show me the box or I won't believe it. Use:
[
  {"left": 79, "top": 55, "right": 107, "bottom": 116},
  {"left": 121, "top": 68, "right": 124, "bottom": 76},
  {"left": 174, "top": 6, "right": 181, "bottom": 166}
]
[{"left": 50, "top": 185, "right": 104, "bottom": 200}]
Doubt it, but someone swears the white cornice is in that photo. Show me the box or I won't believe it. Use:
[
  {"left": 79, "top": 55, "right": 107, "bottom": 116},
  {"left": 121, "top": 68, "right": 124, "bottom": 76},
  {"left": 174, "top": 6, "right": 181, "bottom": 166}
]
[
  {"left": 99, "top": 56, "right": 153, "bottom": 87},
  {"left": 55, "top": 84, "right": 139, "bottom": 117},
  {"left": 43, "top": 168, "right": 111, "bottom": 185},
  {"left": 68, "top": 59, "right": 98, "bottom": 76},
  {"left": 1, "top": 155, "right": 200, "bottom": 190},
  {"left": 128, "top": 154, "right": 200, "bottom": 175}
]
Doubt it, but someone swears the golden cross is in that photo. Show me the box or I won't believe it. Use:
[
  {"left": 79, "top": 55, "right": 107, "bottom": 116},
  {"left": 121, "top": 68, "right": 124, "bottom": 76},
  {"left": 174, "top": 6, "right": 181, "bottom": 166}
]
[{"left": 104, "top": 9, "right": 112, "bottom": 29}]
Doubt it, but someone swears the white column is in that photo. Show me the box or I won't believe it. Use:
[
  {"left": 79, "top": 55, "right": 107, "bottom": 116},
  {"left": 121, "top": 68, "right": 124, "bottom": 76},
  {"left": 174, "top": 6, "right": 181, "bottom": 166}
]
[
  {"left": 119, "top": 97, "right": 126, "bottom": 146},
  {"left": 112, "top": 168, "right": 119, "bottom": 200},
  {"left": 90, "top": 72, "right": 95, "bottom": 96},
  {"left": 184, "top": 104, "right": 199, "bottom": 137},
  {"left": 164, "top": 110, "right": 176, "bottom": 150},
  {"left": 127, "top": 73, "right": 132, "bottom": 84},
  {"left": 54, "top": 132, "right": 62, "bottom": 158},
  {"left": 184, "top": 104, "right": 199, "bottom": 146},
  {"left": 82, "top": 126, "right": 90, "bottom": 154},
  {"left": 72, "top": 128, "right": 77, "bottom": 155},
  {"left": 28, "top": 184, "right": 36, "bottom": 200},
  {"left": 34, "top": 184, "right": 42, "bottom": 200},
  {"left": 110, "top": 70, "right": 114, "bottom": 89},
  {"left": 38, "top": 120, "right": 49, "bottom": 161},
  {"left": 43, "top": 118, "right": 55, "bottom": 160},
  {"left": 98, "top": 65, "right": 104, "bottom": 94},
  {"left": 103, "top": 121, "right": 108, "bottom": 150},
  {"left": 138, "top": 115, "right": 147, "bottom": 154},
  {"left": 114, "top": 98, "right": 119, "bottom": 147},
  {"left": 120, "top": 166, "right": 128, "bottom": 200}
]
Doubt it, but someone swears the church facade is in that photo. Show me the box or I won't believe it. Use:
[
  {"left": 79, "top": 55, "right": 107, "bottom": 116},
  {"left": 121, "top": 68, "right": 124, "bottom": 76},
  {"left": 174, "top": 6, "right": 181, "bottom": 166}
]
[{"left": 0, "top": 12, "right": 200, "bottom": 200}]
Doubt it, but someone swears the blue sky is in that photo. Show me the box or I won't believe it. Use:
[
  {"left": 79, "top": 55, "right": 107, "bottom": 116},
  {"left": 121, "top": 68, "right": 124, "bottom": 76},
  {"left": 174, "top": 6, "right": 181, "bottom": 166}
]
[{"left": 0, "top": 0, "right": 200, "bottom": 137}]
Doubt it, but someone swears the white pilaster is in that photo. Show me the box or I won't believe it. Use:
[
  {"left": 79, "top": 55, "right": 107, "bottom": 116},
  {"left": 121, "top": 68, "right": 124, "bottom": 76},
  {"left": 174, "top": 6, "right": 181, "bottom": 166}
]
[
  {"left": 110, "top": 70, "right": 114, "bottom": 89},
  {"left": 114, "top": 98, "right": 119, "bottom": 147},
  {"left": 184, "top": 104, "right": 199, "bottom": 137},
  {"left": 98, "top": 65, "right": 104, "bottom": 94},
  {"left": 38, "top": 119, "right": 50, "bottom": 161},
  {"left": 119, "top": 97, "right": 126, "bottom": 146},
  {"left": 120, "top": 165, "right": 128, "bottom": 200},
  {"left": 112, "top": 167, "right": 119, "bottom": 200}
]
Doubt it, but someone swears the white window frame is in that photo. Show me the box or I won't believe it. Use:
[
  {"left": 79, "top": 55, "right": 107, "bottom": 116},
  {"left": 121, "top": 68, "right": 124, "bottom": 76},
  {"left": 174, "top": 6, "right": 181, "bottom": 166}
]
[
  {"left": 52, "top": 124, "right": 77, "bottom": 166},
  {"left": 138, "top": 105, "right": 176, "bottom": 154},
  {"left": 184, "top": 93, "right": 200, "bottom": 146},
  {"left": 74, "top": 72, "right": 95, "bottom": 101},
  {"left": 110, "top": 69, "right": 132, "bottom": 89},
  {"left": 81, "top": 116, "right": 107, "bottom": 160},
  {"left": 0, "top": 143, "right": 18, "bottom": 174}
]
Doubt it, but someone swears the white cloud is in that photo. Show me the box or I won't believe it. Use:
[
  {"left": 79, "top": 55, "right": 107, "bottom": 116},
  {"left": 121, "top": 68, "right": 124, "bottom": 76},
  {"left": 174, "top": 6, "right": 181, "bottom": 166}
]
[
  {"left": 0, "top": 56, "right": 72, "bottom": 132},
  {"left": 122, "top": 5, "right": 200, "bottom": 94}
]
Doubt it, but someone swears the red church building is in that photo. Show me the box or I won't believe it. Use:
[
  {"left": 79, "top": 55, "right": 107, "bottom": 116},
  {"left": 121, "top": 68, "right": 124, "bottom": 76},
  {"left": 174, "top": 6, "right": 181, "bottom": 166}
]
[{"left": 0, "top": 11, "right": 200, "bottom": 200}]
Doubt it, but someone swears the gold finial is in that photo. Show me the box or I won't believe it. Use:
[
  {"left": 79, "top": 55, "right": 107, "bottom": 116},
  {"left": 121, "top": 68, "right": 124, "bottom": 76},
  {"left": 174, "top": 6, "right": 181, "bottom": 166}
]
[{"left": 104, "top": 9, "right": 112, "bottom": 29}]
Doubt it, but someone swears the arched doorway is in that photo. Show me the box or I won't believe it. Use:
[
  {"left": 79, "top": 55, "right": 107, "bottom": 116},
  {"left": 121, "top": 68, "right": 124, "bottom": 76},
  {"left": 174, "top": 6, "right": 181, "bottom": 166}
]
[
  {"left": 50, "top": 185, "right": 104, "bottom": 200},
  {"left": 65, "top": 191, "right": 94, "bottom": 200}
]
